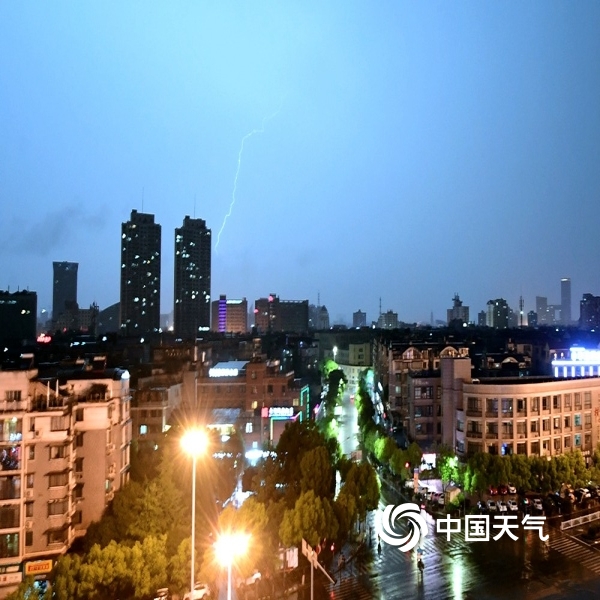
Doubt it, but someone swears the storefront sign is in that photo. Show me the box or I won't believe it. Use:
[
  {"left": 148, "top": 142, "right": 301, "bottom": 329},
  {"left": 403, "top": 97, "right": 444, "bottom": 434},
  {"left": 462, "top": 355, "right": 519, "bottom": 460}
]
[
  {"left": 268, "top": 407, "right": 294, "bottom": 419},
  {"left": 24, "top": 560, "right": 53, "bottom": 576}
]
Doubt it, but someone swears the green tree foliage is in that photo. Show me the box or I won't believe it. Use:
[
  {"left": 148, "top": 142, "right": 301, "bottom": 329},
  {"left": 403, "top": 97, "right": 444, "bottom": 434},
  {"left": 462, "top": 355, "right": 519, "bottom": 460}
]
[
  {"left": 300, "top": 446, "right": 335, "bottom": 499},
  {"left": 4, "top": 577, "right": 44, "bottom": 600},
  {"left": 389, "top": 448, "right": 411, "bottom": 480},
  {"left": 51, "top": 554, "right": 82, "bottom": 600},
  {"left": 279, "top": 490, "right": 338, "bottom": 548},
  {"left": 343, "top": 462, "right": 379, "bottom": 521},
  {"left": 333, "top": 489, "right": 358, "bottom": 544},
  {"left": 374, "top": 436, "right": 397, "bottom": 465}
]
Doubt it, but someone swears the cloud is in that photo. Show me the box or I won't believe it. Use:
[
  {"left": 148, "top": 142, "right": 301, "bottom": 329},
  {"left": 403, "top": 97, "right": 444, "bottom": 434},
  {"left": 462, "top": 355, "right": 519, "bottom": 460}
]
[{"left": 0, "top": 203, "right": 108, "bottom": 256}]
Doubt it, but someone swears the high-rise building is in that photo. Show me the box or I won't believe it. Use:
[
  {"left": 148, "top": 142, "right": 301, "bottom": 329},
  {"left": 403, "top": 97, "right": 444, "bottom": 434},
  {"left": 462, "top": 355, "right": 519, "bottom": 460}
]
[
  {"left": 536, "top": 296, "right": 548, "bottom": 325},
  {"left": 211, "top": 295, "right": 248, "bottom": 333},
  {"left": 120, "top": 209, "right": 161, "bottom": 336},
  {"left": 174, "top": 216, "right": 211, "bottom": 340},
  {"left": 486, "top": 299, "right": 509, "bottom": 329},
  {"left": 52, "top": 261, "right": 78, "bottom": 324},
  {"left": 353, "top": 310, "right": 367, "bottom": 328},
  {"left": 447, "top": 294, "right": 469, "bottom": 325},
  {"left": 254, "top": 294, "right": 309, "bottom": 333},
  {"left": 561, "top": 278, "right": 572, "bottom": 325},
  {"left": 0, "top": 290, "right": 37, "bottom": 346},
  {"left": 580, "top": 294, "right": 600, "bottom": 330}
]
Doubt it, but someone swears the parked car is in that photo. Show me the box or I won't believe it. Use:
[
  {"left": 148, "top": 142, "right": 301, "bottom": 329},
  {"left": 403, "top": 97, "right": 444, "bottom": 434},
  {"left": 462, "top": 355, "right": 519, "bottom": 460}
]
[
  {"left": 487, "top": 500, "right": 498, "bottom": 512},
  {"left": 507, "top": 499, "right": 518, "bottom": 512},
  {"left": 488, "top": 486, "right": 498, "bottom": 496},
  {"left": 238, "top": 572, "right": 261, "bottom": 588},
  {"left": 507, "top": 484, "right": 517, "bottom": 494},
  {"left": 154, "top": 589, "right": 170, "bottom": 600},
  {"left": 497, "top": 500, "right": 508, "bottom": 513},
  {"left": 532, "top": 498, "right": 543, "bottom": 512},
  {"left": 183, "top": 583, "right": 211, "bottom": 600},
  {"left": 498, "top": 485, "right": 509, "bottom": 496}
]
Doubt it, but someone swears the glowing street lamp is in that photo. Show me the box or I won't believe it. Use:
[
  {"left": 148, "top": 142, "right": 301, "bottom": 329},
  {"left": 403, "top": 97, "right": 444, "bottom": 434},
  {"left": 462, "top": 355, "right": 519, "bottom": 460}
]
[
  {"left": 181, "top": 428, "right": 208, "bottom": 598},
  {"left": 215, "top": 532, "right": 250, "bottom": 600}
]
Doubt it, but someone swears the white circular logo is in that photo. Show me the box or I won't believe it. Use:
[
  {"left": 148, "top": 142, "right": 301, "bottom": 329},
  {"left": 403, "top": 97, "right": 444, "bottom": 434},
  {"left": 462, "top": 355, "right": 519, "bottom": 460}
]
[{"left": 379, "top": 502, "right": 428, "bottom": 552}]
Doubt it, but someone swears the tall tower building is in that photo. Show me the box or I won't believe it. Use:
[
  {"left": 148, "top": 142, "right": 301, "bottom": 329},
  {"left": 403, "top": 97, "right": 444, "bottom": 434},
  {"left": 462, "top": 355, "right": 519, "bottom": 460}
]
[
  {"left": 174, "top": 216, "right": 211, "bottom": 340},
  {"left": 561, "top": 278, "right": 572, "bottom": 325},
  {"left": 120, "top": 209, "right": 161, "bottom": 336},
  {"left": 52, "top": 261, "right": 78, "bottom": 322}
]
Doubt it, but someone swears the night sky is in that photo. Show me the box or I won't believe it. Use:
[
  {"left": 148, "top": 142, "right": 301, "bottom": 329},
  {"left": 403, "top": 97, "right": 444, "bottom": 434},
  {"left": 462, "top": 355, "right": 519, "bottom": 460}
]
[{"left": 2, "top": 2, "right": 600, "bottom": 326}]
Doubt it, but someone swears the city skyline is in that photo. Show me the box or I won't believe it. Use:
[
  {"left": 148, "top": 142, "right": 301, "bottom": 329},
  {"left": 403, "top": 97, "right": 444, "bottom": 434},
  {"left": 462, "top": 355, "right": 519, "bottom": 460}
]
[{"left": 2, "top": 3, "right": 600, "bottom": 325}]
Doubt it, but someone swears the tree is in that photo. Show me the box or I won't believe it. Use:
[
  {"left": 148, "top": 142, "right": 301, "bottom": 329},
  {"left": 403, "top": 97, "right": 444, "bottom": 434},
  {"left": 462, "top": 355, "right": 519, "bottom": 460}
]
[
  {"left": 4, "top": 577, "right": 44, "bottom": 600},
  {"left": 279, "top": 490, "right": 338, "bottom": 548},
  {"left": 333, "top": 489, "right": 358, "bottom": 543},
  {"left": 301, "top": 446, "right": 334, "bottom": 499},
  {"left": 374, "top": 436, "right": 397, "bottom": 465},
  {"left": 343, "top": 462, "right": 379, "bottom": 522},
  {"left": 51, "top": 554, "right": 82, "bottom": 600}
]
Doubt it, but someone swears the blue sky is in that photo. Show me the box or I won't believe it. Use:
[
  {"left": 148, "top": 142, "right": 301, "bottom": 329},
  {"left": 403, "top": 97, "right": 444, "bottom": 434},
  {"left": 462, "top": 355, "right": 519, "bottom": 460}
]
[{"left": 1, "top": 2, "right": 599, "bottom": 325}]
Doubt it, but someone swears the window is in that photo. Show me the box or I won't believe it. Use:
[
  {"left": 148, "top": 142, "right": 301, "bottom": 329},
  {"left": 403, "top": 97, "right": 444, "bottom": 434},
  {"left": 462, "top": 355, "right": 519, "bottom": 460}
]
[
  {"left": 28, "top": 446, "right": 34, "bottom": 460},
  {"left": 553, "top": 395, "right": 561, "bottom": 410},
  {"left": 574, "top": 414, "right": 582, "bottom": 427},
  {"left": 48, "top": 472, "right": 68, "bottom": 488},
  {"left": 553, "top": 417, "right": 560, "bottom": 430},
  {"left": 516, "top": 422, "right": 527, "bottom": 435},
  {"left": 575, "top": 434, "right": 581, "bottom": 447},
  {"left": 73, "top": 510, "right": 82, "bottom": 525},
  {"left": 25, "top": 502, "right": 33, "bottom": 518},
  {"left": 75, "top": 458, "right": 83, "bottom": 473},
  {"left": 75, "top": 409, "right": 84, "bottom": 422},
  {"left": 456, "top": 440, "right": 465, "bottom": 453},
  {"left": 245, "top": 423, "right": 253, "bottom": 434},
  {"left": 564, "top": 416, "right": 571, "bottom": 428},
  {"left": 251, "top": 401, "right": 257, "bottom": 410},
  {"left": 5, "top": 391, "right": 21, "bottom": 402},
  {"left": 501, "top": 398, "right": 513, "bottom": 414},
  {"left": 585, "top": 392, "right": 592, "bottom": 408},
  {"left": 467, "top": 398, "right": 481, "bottom": 413},
  {"left": 542, "top": 419, "right": 550, "bottom": 431},
  {"left": 25, "top": 531, "right": 33, "bottom": 547},
  {"left": 47, "top": 529, "right": 67, "bottom": 545},
  {"left": 267, "top": 385, "right": 273, "bottom": 394},
  {"left": 50, "top": 416, "right": 67, "bottom": 432},
  {"left": 531, "top": 420, "right": 539, "bottom": 433},
  {"left": 139, "top": 425, "right": 147, "bottom": 435},
  {"left": 50, "top": 446, "right": 67, "bottom": 460},
  {"left": 575, "top": 393, "right": 582, "bottom": 409},
  {"left": 564, "top": 394, "right": 571, "bottom": 409},
  {"left": 0, "top": 533, "right": 19, "bottom": 557},
  {"left": 585, "top": 413, "right": 592, "bottom": 427},
  {"left": 487, "top": 398, "right": 498, "bottom": 413},
  {"left": 75, "top": 433, "right": 84, "bottom": 448},
  {"left": 456, "top": 420, "right": 464, "bottom": 432},
  {"left": 502, "top": 422, "right": 513, "bottom": 436},
  {"left": 585, "top": 433, "right": 592, "bottom": 448},
  {"left": 531, "top": 397, "right": 539, "bottom": 411},
  {"left": 531, "top": 441, "right": 540, "bottom": 455},
  {"left": 47, "top": 499, "right": 68, "bottom": 517},
  {"left": 542, "top": 396, "right": 549, "bottom": 411},
  {"left": 564, "top": 436, "right": 571, "bottom": 448},
  {"left": 26, "top": 474, "right": 34, "bottom": 489},
  {"left": 553, "top": 438, "right": 561, "bottom": 451},
  {"left": 517, "top": 398, "right": 526, "bottom": 413}
]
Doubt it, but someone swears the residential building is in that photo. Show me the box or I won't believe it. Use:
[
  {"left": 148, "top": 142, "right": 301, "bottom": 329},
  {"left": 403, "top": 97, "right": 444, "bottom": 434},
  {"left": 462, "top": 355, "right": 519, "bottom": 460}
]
[
  {"left": 442, "top": 357, "right": 600, "bottom": 460},
  {"left": 254, "top": 295, "right": 309, "bottom": 333},
  {"left": 486, "top": 299, "right": 509, "bottom": 329},
  {"left": 0, "top": 360, "right": 131, "bottom": 588},
  {"left": 120, "top": 210, "right": 161, "bottom": 337},
  {"left": 174, "top": 216, "right": 211, "bottom": 340},
  {"left": 309, "top": 305, "right": 330, "bottom": 331},
  {"left": 561, "top": 278, "right": 572, "bottom": 325},
  {"left": 447, "top": 294, "right": 469, "bottom": 325},
  {"left": 580, "top": 294, "right": 600, "bottom": 330},
  {"left": 0, "top": 291, "right": 37, "bottom": 347},
  {"left": 52, "top": 262, "right": 78, "bottom": 326},
  {"left": 352, "top": 310, "right": 367, "bottom": 328},
  {"left": 377, "top": 310, "right": 399, "bottom": 330}
]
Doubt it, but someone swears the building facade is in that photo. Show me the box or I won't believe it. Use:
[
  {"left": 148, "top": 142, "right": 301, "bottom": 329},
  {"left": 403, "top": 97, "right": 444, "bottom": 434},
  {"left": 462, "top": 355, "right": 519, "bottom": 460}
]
[
  {"left": 0, "top": 291, "right": 37, "bottom": 348},
  {"left": 254, "top": 295, "right": 309, "bottom": 333},
  {"left": 211, "top": 296, "right": 248, "bottom": 334},
  {"left": 447, "top": 294, "right": 469, "bottom": 325},
  {"left": 352, "top": 310, "right": 367, "bottom": 328},
  {"left": 52, "top": 262, "right": 78, "bottom": 326},
  {"left": 120, "top": 210, "right": 161, "bottom": 337},
  {"left": 0, "top": 362, "right": 131, "bottom": 588},
  {"left": 561, "top": 278, "right": 572, "bottom": 325},
  {"left": 174, "top": 216, "right": 211, "bottom": 340},
  {"left": 580, "top": 294, "right": 600, "bottom": 330}
]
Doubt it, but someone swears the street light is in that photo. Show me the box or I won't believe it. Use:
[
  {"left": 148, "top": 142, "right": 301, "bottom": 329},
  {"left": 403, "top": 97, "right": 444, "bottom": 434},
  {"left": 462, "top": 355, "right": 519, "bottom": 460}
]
[
  {"left": 181, "top": 428, "right": 208, "bottom": 599},
  {"left": 215, "top": 532, "right": 250, "bottom": 600}
]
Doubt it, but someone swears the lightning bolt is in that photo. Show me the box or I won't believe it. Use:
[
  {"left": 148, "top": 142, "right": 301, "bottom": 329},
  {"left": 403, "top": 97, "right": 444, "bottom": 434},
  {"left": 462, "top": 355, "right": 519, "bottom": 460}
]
[{"left": 215, "top": 104, "right": 282, "bottom": 252}]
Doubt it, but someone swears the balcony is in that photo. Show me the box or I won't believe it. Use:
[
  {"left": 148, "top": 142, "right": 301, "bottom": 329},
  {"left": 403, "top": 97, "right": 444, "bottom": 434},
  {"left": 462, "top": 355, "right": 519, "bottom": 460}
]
[
  {"left": 485, "top": 412, "right": 498, "bottom": 419},
  {"left": 467, "top": 431, "right": 483, "bottom": 439},
  {"left": 486, "top": 432, "right": 498, "bottom": 439},
  {"left": 466, "top": 409, "right": 482, "bottom": 417}
]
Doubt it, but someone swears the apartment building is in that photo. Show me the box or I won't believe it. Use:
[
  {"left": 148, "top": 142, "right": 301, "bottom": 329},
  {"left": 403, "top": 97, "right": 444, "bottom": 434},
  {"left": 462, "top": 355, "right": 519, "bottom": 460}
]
[
  {"left": 0, "top": 360, "right": 131, "bottom": 588},
  {"left": 442, "top": 357, "right": 600, "bottom": 460}
]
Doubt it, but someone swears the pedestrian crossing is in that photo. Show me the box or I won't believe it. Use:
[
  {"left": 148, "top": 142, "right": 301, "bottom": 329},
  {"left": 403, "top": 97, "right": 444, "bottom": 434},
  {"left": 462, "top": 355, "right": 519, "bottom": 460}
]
[
  {"left": 326, "top": 576, "right": 374, "bottom": 600},
  {"left": 549, "top": 533, "right": 600, "bottom": 574}
]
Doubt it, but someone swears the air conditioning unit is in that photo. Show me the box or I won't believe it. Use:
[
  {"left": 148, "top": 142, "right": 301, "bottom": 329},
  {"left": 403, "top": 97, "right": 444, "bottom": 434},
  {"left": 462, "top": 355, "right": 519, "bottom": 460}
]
[
  {"left": 25, "top": 520, "right": 34, "bottom": 529},
  {"left": 25, "top": 489, "right": 34, "bottom": 499}
]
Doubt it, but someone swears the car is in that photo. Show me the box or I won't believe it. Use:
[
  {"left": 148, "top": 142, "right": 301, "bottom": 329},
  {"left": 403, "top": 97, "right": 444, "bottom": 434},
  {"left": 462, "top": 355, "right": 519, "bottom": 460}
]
[
  {"left": 507, "top": 484, "right": 517, "bottom": 494},
  {"left": 488, "top": 486, "right": 498, "bottom": 496},
  {"left": 532, "top": 498, "right": 543, "bottom": 512},
  {"left": 487, "top": 500, "right": 497, "bottom": 512},
  {"left": 183, "top": 583, "right": 211, "bottom": 600},
  {"left": 497, "top": 500, "right": 508, "bottom": 512},
  {"left": 498, "top": 485, "right": 509, "bottom": 496},
  {"left": 507, "top": 499, "right": 518, "bottom": 512},
  {"left": 477, "top": 500, "right": 487, "bottom": 514},
  {"left": 154, "top": 589, "right": 170, "bottom": 600},
  {"left": 238, "top": 572, "right": 261, "bottom": 587}
]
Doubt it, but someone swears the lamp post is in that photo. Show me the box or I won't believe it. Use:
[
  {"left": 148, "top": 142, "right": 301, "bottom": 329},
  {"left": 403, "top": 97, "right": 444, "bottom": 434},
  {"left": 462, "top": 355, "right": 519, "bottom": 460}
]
[
  {"left": 215, "top": 532, "right": 250, "bottom": 600},
  {"left": 181, "top": 428, "right": 208, "bottom": 598}
]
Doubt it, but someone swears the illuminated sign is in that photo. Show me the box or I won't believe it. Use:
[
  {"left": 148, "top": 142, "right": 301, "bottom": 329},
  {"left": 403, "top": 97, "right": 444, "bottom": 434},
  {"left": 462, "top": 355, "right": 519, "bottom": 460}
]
[
  {"left": 268, "top": 407, "right": 294, "bottom": 419},
  {"left": 36, "top": 334, "right": 52, "bottom": 344},
  {"left": 24, "top": 560, "right": 53, "bottom": 575},
  {"left": 209, "top": 367, "right": 239, "bottom": 377}
]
